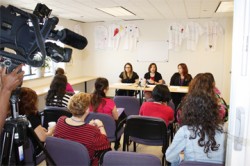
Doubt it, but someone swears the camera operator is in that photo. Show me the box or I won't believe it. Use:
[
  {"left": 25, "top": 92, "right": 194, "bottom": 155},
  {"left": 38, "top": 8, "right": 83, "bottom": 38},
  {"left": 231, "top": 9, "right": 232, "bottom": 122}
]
[{"left": 0, "top": 64, "right": 24, "bottom": 131}]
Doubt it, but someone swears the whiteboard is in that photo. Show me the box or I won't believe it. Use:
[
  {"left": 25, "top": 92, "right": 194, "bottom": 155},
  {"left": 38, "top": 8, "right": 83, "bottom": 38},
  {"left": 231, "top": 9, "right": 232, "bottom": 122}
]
[{"left": 136, "top": 41, "right": 169, "bottom": 62}]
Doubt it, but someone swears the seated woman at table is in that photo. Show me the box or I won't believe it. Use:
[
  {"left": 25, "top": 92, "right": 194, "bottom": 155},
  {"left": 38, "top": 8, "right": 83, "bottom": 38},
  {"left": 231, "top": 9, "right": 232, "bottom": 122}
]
[
  {"left": 54, "top": 92, "right": 111, "bottom": 166},
  {"left": 139, "top": 84, "right": 174, "bottom": 125},
  {"left": 46, "top": 74, "right": 72, "bottom": 108},
  {"left": 170, "top": 63, "right": 192, "bottom": 108},
  {"left": 55, "top": 67, "right": 74, "bottom": 94},
  {"left": 166, "top": 74, "right": 226, "bottom": 166},
  {"left": 116, "top": 62, "right": 139, "bottom": 96},
  {"left": 89, "top": 77, "right": 119, "bottom": 120},
  {"left": 143, "top": 63, "right": 163, "bottom": 100}
]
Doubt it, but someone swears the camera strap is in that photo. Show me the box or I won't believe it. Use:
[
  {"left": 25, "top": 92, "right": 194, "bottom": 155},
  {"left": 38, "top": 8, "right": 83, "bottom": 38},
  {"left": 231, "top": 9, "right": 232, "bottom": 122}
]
[{"left": 28, "top": 13, "right": 46, "bottom": 62}]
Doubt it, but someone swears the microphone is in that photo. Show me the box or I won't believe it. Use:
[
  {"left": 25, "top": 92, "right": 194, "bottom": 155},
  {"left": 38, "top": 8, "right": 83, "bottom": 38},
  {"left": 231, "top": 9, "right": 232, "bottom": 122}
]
[{"left": 50, "top": 28, "right": 88, "bottom": 50}]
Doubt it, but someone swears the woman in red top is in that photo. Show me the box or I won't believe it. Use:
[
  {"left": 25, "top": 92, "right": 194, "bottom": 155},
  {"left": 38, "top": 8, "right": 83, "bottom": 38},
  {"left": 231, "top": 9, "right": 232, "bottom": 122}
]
[
  {"left": 139, "top": 84, "right": 174, "bottom": 125},
  {"left": 89, "top": 77, "right": 119, "bottom": 120},
  {"left": 54, "top": 92, "right": 111, "bottom": 166}
]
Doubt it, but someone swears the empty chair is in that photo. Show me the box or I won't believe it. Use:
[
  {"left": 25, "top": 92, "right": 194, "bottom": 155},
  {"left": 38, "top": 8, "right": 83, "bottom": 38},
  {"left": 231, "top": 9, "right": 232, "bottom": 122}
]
[
  {"left": 114, "top": 96, "right": 140, "bottom": 116},
  {"left": 102, "top": 151, "right": 161, "bottom": 166},
  {"left": 41, "top": 107, "right": 72, "bottom": 129},
  {"left": 85, "top": 112, "right": 124, "bottom": 150},
  {"left": 179, "top": 161, "right": 224, "bottom": 166},
  {"left": 45, "top": 136, "right": 90, "bottom": 166},
  {"left": 123, "top": 115, "right": 170, "bottom": 166}
]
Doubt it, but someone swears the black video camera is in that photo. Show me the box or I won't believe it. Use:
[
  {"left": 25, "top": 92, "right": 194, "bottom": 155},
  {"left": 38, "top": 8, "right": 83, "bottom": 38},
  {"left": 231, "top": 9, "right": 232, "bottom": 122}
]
[{"left": 0, "top": 3, "right": 87, "bottom": 68}]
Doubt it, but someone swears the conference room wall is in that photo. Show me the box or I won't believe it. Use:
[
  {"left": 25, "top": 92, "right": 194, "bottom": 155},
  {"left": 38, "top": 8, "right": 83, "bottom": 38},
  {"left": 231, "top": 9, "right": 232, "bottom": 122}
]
[
  {"left": 78, "top": 18, "right": 233, "bottom": 102},
  {"left": 23, "top": 17, "right": 232, "bottom": 106}
]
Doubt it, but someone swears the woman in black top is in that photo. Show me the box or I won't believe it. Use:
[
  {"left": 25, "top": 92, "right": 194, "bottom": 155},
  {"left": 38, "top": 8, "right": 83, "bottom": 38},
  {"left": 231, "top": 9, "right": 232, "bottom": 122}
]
[
  {"left": 116, "top": 62, "right": 139, "bottom": 96},
  {"left": 143, "top": 63, "right": 163, "bottom": 100},
  {"left": 19, "top": 87, "right": 54, "bottom": 156},
  {"left": 170, "top": 63, "right": 192, "bottom": 109},
  {"left": 144, "top": 63, "right": 163, "bottom": 85}
]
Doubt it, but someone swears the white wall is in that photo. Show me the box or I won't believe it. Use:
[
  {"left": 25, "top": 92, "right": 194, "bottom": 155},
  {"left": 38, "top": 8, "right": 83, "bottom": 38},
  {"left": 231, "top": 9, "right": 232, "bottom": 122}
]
[
  {"left": 23, "top": 17, "right": 233, "bottom": 110},
  {"left": 79, "top": 18, "right": 233, "bottom": 101}
]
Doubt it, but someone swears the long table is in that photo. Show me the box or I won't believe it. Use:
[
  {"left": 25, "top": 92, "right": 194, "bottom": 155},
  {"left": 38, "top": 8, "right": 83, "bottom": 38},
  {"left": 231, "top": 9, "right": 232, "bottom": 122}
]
[
  {"left": 34, "top": 76, "right": 97, "bottom": 96},
  {"left": 109, "top": 83, "right": 189, "bottom": 104}
]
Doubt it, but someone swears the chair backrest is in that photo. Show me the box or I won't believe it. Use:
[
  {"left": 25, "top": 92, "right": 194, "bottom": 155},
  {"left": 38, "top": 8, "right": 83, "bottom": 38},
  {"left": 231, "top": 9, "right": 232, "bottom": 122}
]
[
  {"left": 114, "top": 96, "right": 140, "bottom": 116},
  {"left": 179, "top": 161, "right": 224, "bottom": 166},
  {"left": 42, "top": 107, "right": 72, "bottom": 129},
  {"left": 23, "top": 139, "right": 45, "bottom": 165},
  {"left": 85, "top": 112, "right": 117, "bottom": 141},
  {"left": 102, "top": 151, "right": 161, "bottom": 166},
  {"left": 45, "top": 137, "right": 90, "bottom": 166},
  {"left": 123, "top": 115, "right": 169, "bottom": 149}
]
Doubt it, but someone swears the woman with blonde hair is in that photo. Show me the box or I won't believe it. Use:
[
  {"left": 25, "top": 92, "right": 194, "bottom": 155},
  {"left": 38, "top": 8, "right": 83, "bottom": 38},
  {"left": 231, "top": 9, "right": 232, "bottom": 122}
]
[{"left": 54, "top": 92, "right": 111, "bottom": 166}]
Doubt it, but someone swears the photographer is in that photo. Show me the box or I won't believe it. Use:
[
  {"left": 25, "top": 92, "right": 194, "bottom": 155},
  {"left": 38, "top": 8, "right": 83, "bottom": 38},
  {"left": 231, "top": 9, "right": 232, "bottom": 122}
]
[{"left": 0, "top": 64, "right": 24, "bottom": 131}]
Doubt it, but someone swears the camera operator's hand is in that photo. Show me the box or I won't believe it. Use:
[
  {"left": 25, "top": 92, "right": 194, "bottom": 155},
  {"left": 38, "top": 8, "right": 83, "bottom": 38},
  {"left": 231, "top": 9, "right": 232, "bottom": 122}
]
[
  {"left": 0, "top": 64, "right": 24, "bottom": 92},
  {"left": 0, "top": 64, "right": 24, "bottom": 131}
]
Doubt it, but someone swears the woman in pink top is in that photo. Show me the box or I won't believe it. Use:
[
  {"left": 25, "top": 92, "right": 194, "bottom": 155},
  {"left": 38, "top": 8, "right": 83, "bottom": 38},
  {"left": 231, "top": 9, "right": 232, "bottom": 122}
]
[
  {"left": 55, "top": 67, "right": 74, "bottom": 93},
  {"left": 89, "top": 77, "right": 118, "bottom": 120}
]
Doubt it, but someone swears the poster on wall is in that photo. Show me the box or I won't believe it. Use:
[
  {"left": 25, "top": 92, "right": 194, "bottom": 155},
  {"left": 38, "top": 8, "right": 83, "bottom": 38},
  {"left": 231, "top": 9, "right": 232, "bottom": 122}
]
[{"left": 136, "top": 41, "right": 169, "bottom": 62}]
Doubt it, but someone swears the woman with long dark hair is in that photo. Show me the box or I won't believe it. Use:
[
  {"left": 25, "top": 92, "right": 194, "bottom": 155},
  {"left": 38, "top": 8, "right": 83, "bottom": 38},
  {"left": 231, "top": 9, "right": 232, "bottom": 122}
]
[
  {"left": 116, "top": 62, "right": 139, "bottom": 96},
  {"left": 89, "top": 77, "right": 118, "bottom": 120},
  {"left": 170, "top": 63, "right": 192, "bottom": 108},
  {"left": 46, "top": 74, "right": 72, "bottom": 107},
  {"left": 55, "top": 67, "right": 74, "bottom": 93},
  {"left": 166, "top": 74, "right": 226, "bottom": 165}
]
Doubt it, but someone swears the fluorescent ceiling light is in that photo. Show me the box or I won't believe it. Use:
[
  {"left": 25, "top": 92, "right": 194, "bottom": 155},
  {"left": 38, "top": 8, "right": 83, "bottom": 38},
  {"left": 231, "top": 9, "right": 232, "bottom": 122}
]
[
  {"left": 96, "top": 6, "right": 135, "bottom": 17},
  {"left": 216, "top": 1, "right": 234, "bottom": 13}
]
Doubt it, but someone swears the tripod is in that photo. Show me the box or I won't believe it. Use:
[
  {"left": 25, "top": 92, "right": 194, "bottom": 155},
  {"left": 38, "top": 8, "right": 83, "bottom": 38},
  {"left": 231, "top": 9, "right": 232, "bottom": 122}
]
[{"left": 0, "top": 70, "right": 55, "bottom": 165}]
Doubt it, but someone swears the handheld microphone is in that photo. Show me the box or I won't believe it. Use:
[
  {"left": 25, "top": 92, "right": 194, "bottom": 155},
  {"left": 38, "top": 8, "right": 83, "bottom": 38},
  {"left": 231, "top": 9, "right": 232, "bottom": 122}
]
[{"left": 50, "top": 28, "right": 88, "bottom": 50}]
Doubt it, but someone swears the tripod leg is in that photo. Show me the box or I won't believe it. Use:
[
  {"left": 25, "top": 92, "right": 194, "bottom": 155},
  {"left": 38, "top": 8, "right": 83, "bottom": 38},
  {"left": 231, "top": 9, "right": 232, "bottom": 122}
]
[{"left": 0, "top": 125, "right": 17, "bottom": 166}]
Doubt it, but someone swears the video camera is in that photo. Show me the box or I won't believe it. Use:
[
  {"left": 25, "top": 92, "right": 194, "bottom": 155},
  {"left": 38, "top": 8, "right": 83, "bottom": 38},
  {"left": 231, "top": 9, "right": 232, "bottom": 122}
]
[{"left": 0, "top": 3, "right": 88, "bottom": 68}]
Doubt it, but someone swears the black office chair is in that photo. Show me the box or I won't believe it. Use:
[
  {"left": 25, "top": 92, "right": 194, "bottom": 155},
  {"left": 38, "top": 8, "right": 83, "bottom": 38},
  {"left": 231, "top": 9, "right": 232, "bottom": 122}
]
[
  {"left": 123, "top": 115, "right": 170, "bottom": 166},
  {"left": 41, "top": 106, "right": 72, "bottom": 129}
]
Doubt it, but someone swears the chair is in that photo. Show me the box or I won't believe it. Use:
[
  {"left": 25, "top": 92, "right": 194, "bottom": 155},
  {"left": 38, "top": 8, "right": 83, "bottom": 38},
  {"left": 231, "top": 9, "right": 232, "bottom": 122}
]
[
  {"left": 45, "top": 136, "right": 90, "bottom": 166},
  {"left": 179, "top": 161, "right": 224, "bottom": 166},
  {"left": 41, "top": 106, "right": 72, "bottom": 129},
  {"left": 85, "top": 112, "right": 124, "bottom": 150},
  {"left": 114, "top": 96, "right": 140, "bottom": 116},
  {"left": 24, "top": 139, "right": 46, "bottom": 165},
  {"left": 102, "top": 151, "right": 161, "bottom": 166},
  {"left": 123, "top": 115, "right": 170, "bottom": 166}
]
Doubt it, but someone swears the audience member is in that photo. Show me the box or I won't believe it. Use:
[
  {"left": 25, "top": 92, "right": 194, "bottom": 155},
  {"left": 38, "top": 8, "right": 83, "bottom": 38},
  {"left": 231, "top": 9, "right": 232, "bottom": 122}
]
[
  {"left": 55, "top": 67, "right": 74, "bottom": 93},
  {"left": 46, "top": 74, "right": 72, "bottom": 107},
  {"left": 204, "top": 72, "right": 228, "bottom": 121},
  {"left": 19, "top": 87, "right": 55, "bottom": 155},
  {"left": 0, "top": 64, "right": 24, "bottom": 131},
  {"left": 166, "top": 74, "right": 227, "bottom": 165},
  {"left": 139, "top": 84, "right": 174, "bottom": 125},
  {"left": 170, "top": 63, "right": 192, "bottom": 108},
  {"left": 116, "top": 62, "right": 139, "bottom": 96},
  {"left": 89, "top": 77, "right": 119, "bottom": 120},
  {"left": 54, "top": 92, "right": 111, "bottom": 166}
]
